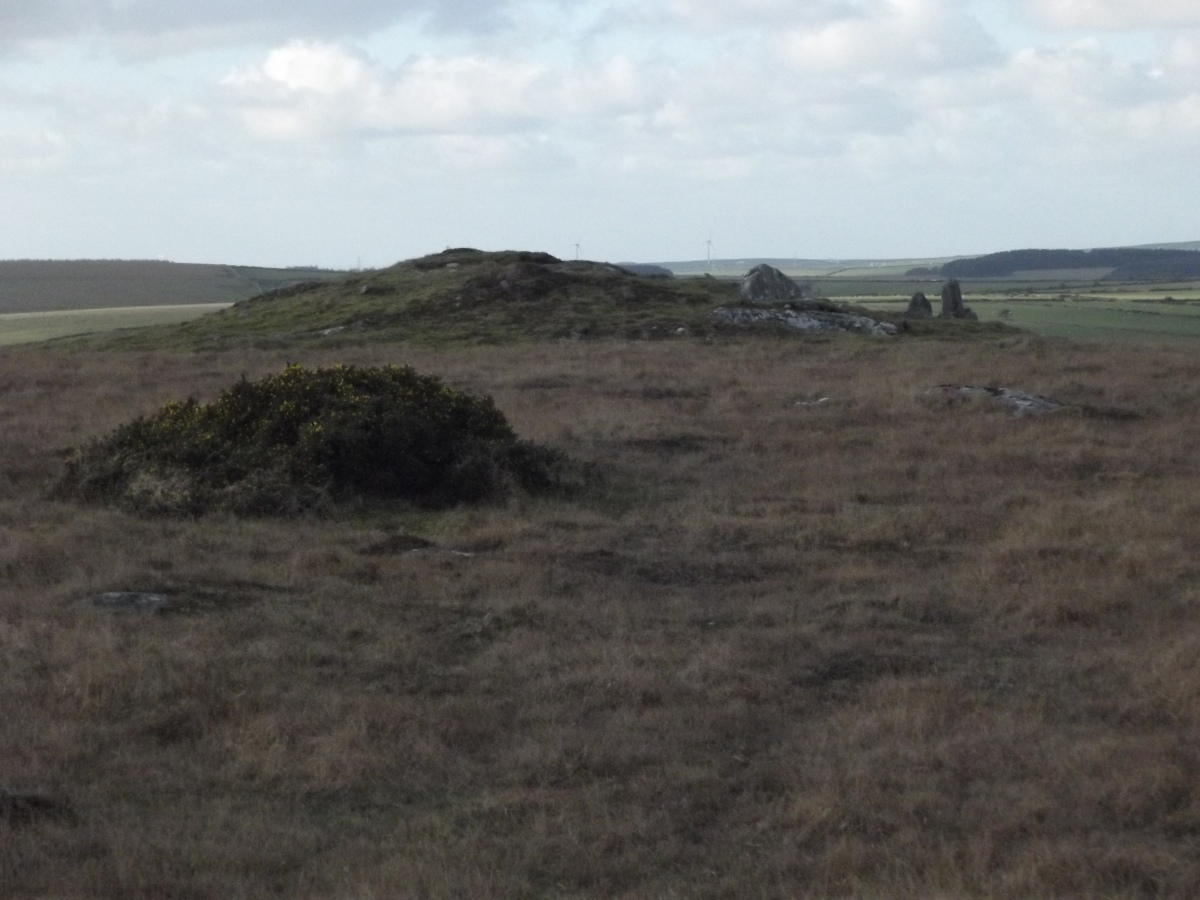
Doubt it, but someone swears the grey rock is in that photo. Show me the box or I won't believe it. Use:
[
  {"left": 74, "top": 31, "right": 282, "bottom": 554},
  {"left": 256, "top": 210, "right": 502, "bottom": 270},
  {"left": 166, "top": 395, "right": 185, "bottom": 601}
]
[
  {"left": 906, "top": 291, "right": 933, "bottom": 318},
  {"left": 940, "top": 280, "right": 977, "bottom": 320},
  {"left": 87, "top": 591, "right": 169, "bottom": 612},
  {"left": 740, "top": 265, "right": 806, "bottom": 304},
  {"left": 930, "top": 385, "right": 1064, "bottom": 415},
  {"left": 712, "top": 306, "right": 897, "bottom": 336}
]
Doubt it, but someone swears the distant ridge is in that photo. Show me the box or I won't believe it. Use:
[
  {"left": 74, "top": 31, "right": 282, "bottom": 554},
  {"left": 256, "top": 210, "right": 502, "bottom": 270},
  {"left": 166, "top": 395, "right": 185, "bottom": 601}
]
[
  {"left": 1128, "top": 240, "right": 1200, "bottom": 252},
  {"left": 653, "top": 242, "right": 1200, "bottom": 276},
  {"left": 0, "top": 260, "right": 343, "bottom": 314},
  {"left": 938, "top": 247, "right": 1200, "bottom": 280},
  {"left": 656, "top": 256, "right": 959, "bottom": 276}
]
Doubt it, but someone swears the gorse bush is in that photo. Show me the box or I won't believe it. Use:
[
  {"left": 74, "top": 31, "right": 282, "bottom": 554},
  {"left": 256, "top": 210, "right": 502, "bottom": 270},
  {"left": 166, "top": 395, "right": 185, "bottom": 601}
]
[{"left": 57, "top": 364, "right": 566, "bottom": 515}]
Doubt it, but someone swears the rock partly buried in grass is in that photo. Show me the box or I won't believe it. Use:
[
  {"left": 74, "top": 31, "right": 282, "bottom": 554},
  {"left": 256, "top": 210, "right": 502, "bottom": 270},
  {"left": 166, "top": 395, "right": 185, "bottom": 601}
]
[
  {"left": 930, "top": 385, "right": 1064, "bottom": 415},
  {"left": 712, "top": 306, "right": 898, "bottom": 336},
  {"left": 56, "top": 364, "right": 568, "bottom": 516},
  {"left": 87, "top": 591, "right": 170, "bottom": 612}
]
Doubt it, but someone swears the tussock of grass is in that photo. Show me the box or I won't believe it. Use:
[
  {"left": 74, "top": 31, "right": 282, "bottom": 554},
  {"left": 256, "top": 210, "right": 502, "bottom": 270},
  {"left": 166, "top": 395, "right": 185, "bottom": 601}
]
[{"left": 54, "top": 363, "right": 568, "bottom": 515}]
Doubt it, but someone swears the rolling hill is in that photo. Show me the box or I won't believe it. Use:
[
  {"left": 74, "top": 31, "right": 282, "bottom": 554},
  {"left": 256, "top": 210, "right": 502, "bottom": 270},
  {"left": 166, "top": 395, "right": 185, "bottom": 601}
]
[
  {"left": 72, "top": 249, "right": 746, "bottom": 350},
  {"left": 934, "top": 247, "right": 1200, "bottom": 281}
]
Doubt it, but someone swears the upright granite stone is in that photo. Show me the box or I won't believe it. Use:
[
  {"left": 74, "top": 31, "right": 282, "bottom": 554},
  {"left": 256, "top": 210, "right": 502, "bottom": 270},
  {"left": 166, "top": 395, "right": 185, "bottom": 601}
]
[
  {"left": 740, "top": 265, "right": 806, "bottom": 304},
  {"left": 940, "top": 280, "right": 977, "bottom": 320},
  {"left": 906, "top": 291, "right": 933, "bottom": 318}
]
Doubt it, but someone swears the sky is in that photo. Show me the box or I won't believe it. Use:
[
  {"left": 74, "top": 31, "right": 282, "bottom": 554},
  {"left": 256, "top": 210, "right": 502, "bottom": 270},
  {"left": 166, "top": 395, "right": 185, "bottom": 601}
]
[{"left": 1, "top": 0, "right": 1199, "bottom": 268}]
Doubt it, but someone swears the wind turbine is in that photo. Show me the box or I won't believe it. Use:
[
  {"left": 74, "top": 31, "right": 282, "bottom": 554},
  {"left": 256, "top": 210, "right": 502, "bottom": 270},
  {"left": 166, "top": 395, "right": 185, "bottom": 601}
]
[
  {"left": 574, "top": 242, "right": 581, "bottom": 261},
  {"left": 705, "top": 237, "right": 715, "bottom": 272}
]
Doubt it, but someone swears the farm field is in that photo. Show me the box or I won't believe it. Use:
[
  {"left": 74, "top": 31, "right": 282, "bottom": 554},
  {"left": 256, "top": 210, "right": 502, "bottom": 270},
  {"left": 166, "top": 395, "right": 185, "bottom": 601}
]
[
  {"left": 855, "top": 298, "right": 1200, "bottom": 343},
  {"left": 4, "top": 335, "right": 1200, "bottom": 897},
  {"left": 0, "top": 304, "right": 232, "bottom": 347},
  {"left": 0, "top": 260, "right": 343, "bottom": 314}
]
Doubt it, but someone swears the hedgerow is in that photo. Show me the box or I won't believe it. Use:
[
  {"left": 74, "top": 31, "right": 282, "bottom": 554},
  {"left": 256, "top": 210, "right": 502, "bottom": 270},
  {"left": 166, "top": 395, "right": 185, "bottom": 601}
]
[{"left": 56, "top": 364, "right": 566, "bottom": 515}]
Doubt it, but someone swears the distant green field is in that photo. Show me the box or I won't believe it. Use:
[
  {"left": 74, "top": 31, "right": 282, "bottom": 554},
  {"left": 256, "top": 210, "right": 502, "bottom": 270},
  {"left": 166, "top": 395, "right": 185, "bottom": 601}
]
[
  {"left": 856, "top": 298, "right": 1200, "bottom": 342},
  {"left": 0, "top": 260, "right": 343, "bottom": 314},
  {"left": 0, "top": 304, "right": 231, "bottom": 347}
]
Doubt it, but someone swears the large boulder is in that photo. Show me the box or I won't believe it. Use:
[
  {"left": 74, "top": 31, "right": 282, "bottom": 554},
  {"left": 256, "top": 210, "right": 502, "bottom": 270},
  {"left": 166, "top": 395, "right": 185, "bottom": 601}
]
[
  {"left": 906, "top": 291, "right": 933, "bottom": 318},
  {"left": 740, "top": 265, "right": 806, "bottom": 304},
  {"left": 940, "top": 280, "right": 977, "bottom": 320}
]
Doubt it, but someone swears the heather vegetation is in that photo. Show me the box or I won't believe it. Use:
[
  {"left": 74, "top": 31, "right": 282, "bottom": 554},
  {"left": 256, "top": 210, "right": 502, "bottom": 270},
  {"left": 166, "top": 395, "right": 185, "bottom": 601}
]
[
  {"left": 5, "top": 251, "right": 1200, "bottom": 897},
  {"left": 55, "top": 363, "right": 568, "bottom": 516}
]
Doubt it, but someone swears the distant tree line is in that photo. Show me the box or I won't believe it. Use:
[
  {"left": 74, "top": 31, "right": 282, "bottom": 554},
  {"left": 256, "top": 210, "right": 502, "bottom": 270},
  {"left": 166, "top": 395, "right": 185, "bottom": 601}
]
[{"left": 928, "top": 248, "right": 1200, "bottom": 280}]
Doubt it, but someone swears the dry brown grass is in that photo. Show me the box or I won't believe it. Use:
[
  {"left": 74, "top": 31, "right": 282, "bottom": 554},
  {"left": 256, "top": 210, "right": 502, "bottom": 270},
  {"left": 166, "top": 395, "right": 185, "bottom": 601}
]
[{"left": 3, "top": 334, "right": 1200, "bottom": 897}]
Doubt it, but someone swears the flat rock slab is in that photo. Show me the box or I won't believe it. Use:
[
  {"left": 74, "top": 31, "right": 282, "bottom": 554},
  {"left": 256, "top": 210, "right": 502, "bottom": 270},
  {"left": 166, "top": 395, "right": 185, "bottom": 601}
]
[
  {"left": 713, "top": 306, "right": 897, "bottom": 336},
  {"left": 86, "top": 591, "right": 170, "bottom": 612},
  {"left": 931, "top": 385, "right": 1064, "bottom": 415}
]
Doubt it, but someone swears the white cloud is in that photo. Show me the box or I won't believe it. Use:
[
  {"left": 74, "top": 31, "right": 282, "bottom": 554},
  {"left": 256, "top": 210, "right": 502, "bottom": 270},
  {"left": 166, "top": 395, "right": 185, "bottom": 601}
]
[
  {"left": 223, "top": 41, "right": 655, "bottom": 141},
  {"left": 4, "top": 0, "right": 1200, "bottom": 264},
  {"left": 0, "top": 128, "right": 67, "bottom": 168},
  {"left": 779, "top": 0, "right": 1001, "bottom": 74},
  {"left": 0, "top": 0, "right": 517, "bottom": 55},
  {"left": 661, "top": 0, "right": 846, "bottom": 29},
  {"left": 1018, "top": 0, "right": 1200, "bottom": 30}
]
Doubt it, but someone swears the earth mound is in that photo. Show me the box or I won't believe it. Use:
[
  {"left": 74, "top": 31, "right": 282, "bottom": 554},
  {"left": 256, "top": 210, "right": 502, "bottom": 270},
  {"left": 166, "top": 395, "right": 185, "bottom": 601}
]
[{"left": 55, "top": 364, "right": 566, "bottom": 515}]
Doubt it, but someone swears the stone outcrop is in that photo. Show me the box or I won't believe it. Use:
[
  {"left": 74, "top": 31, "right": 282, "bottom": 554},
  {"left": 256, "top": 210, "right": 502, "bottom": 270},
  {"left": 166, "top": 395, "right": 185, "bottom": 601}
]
[
  {"left": 940, "top": 280, "right": 977, "bottom": 320},
  {"left": 928, "top": 385, "right": 1063, "bottom": 415},
  {"left": 712, "top": 306, "right": 897, "bottom": 337},
  {"left": 906, "top": 292, "right": 933, "bottom": 318},
  {"left": 740, "top": 265, "right": 806, "bottom": 304},
  {"left": 86, "top": 591, "right": 169, "bottom": 611}
]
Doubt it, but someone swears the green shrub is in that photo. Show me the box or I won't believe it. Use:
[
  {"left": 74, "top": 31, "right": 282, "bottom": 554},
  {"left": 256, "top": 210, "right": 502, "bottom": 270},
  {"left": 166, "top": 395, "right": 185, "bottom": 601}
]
[{"left": 56, "top": 364, "right": 566, "bottom": 515}]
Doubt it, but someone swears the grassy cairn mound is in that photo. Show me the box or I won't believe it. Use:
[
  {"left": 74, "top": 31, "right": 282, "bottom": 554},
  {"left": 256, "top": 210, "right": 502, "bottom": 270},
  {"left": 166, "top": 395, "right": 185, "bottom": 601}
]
[{"left": 57, "top": 364, "right": 564, "bottom": 515}]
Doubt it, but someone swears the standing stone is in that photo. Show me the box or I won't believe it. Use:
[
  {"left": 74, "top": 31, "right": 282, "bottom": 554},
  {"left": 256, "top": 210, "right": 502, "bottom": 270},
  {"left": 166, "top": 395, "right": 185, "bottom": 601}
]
[
  {"left": 740, "top": 265, "right": 806, "bottom": 304},
  {"left": 939, "top": 280, "right": 977, "bottom": 320},
  {"left": 906, "top": 291, "right": 933, "bottom": 318}
]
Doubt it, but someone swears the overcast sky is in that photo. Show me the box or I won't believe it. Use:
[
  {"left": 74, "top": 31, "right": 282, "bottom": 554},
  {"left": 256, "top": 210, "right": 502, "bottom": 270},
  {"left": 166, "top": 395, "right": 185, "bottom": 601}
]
[{"left": 1, "top": 0, "right": 1198, "bottom": 267}]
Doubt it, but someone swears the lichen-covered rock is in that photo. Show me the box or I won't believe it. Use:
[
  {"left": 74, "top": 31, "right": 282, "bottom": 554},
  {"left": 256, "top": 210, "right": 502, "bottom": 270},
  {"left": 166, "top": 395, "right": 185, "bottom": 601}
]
[
  {"left": 928, "top": 385, "right": 1063, "bottom": 415},
  {"left": 712, "top": 306, "right": 897, "bottom": 336},
  {"left": 740, "top": 265, "right": 806, "bottom": 304},
  {"left": 906, "top": 291, "right": 933, "bottom": 318}
]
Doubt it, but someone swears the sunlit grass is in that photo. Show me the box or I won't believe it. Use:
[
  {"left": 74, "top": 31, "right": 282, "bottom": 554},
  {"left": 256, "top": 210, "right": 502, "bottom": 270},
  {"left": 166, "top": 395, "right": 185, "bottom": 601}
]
[
  {"left": 855, "top": 297, "right": 1200, "bottom": 342},
  {"left": 0, "top": 304, "right": 232, "bottom": 347}
]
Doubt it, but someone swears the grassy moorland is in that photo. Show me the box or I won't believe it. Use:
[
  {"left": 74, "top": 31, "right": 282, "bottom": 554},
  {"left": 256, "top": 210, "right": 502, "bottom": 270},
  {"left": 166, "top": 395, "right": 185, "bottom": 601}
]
[{"left": 4, "top": 320, "right": 1200, "bottom": 896}]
